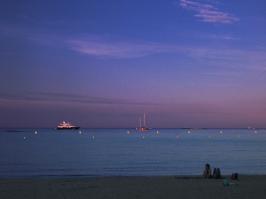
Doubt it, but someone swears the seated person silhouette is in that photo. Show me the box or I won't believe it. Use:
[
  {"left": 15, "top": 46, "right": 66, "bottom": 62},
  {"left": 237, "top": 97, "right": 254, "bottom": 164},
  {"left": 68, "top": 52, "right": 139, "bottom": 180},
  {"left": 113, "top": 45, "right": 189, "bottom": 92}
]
[{"left": 203, "top": 163, "right": 212, "bottom": 178}]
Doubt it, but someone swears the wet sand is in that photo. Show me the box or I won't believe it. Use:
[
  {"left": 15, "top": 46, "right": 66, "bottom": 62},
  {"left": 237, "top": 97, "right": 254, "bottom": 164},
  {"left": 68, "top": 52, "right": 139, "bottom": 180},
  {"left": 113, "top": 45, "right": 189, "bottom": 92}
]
[{"left": 0, "top": 175, "right": 266, "bottom": 199}]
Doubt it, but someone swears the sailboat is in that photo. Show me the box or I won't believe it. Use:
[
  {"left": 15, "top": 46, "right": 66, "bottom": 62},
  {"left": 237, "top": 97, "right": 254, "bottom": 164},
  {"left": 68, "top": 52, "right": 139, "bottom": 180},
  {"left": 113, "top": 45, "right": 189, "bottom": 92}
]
[{"left": 136, "top": 113, "right": 151, "bottom": 132}]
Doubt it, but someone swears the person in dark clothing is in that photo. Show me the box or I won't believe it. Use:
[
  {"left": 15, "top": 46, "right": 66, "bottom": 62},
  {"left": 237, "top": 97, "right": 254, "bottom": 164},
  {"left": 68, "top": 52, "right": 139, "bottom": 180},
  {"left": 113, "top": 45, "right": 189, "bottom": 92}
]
[
  {"left": 203, "top": 163, "right": 212, "bottom": 178},
  {"left": 213, "top": 168, "right": 221, "bottom": 179}
]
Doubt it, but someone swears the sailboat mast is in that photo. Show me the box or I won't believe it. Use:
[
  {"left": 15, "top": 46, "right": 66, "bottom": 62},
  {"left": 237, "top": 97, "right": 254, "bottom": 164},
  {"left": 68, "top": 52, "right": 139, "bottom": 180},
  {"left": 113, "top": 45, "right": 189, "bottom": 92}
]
[
  {"left": 143, "top": 113, "right": 146, "bottom": 127},
  {"left": 139, "top": 117, "right": 142, "bottom": 128}
]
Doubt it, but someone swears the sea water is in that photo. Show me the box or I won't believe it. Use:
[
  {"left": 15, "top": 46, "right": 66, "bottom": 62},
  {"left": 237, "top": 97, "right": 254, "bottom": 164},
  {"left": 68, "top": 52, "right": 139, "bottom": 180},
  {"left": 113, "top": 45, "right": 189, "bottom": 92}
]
[{"left": 0, "top": 128, "right": 266, "bottom": 177}]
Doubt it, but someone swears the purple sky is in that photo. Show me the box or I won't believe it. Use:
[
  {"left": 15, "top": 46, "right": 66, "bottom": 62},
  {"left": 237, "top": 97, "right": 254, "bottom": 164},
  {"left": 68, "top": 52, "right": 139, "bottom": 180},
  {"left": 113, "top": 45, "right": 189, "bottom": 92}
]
[{"left": 0, "top": 0, "right": 266, "bottom": 128}]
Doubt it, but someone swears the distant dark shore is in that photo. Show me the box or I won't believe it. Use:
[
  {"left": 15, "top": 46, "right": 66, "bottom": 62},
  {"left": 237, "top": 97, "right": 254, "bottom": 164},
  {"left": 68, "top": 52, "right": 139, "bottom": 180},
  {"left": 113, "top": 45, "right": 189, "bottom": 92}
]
[{"left": 2, "top": 127, "right": 266, "bottom": 132}]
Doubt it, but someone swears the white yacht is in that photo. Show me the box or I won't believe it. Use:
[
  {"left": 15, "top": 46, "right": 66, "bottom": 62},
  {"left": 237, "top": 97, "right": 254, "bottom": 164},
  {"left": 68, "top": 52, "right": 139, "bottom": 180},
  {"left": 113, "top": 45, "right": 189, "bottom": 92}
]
[{"left": 57, "top": 121, "right": 80, "bottom": 130}]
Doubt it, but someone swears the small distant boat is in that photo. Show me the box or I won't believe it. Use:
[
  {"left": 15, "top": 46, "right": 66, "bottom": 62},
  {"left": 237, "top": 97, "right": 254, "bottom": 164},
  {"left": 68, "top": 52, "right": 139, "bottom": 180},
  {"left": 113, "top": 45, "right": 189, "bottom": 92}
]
[
  {"left": 136, "top": 113, "right": 151, "bottom": 132},
  {"left": 57, "top": 121, "right": 80, "bottom": 130}
]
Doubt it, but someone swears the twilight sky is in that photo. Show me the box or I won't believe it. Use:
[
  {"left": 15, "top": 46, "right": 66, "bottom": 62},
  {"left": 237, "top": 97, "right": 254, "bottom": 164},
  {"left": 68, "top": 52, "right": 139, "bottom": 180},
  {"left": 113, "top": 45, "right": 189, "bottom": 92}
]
[{"left": 0, "top": 0, "right": 266, "bottom": 128}]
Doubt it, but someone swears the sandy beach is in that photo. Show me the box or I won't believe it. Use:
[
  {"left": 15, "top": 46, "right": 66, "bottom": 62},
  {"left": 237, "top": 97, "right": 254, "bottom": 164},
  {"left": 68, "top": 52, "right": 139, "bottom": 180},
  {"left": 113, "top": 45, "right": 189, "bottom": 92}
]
[{"left": 0, "top": 175, "right": 266, "bottom": 199}]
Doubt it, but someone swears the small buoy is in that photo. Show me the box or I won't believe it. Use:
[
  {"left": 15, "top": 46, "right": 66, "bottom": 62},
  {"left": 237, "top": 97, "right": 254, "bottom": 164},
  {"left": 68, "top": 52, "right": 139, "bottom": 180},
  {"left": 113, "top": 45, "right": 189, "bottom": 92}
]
[
  {"left": 23, "top": 136, "right": 26, "bottom": 140},
  {"left": 92, "top": 135, "right": 95, "bottom": 140},
  {"left": 254, "top": 130, "right": 258, "bottom": 134},
  {"left": 187, "top": 130, "right": 191, "bottom": 134},
  {"left": 219, "top": 130, "right": 223, "bottom": 134},
  {"left": 34, "top": 131, "right": 38, "bottom": 134},
  {"left": 127, "top": 130, "right": 130, "bottom": 134},
  {"left": 79, "top": 130, "right": 82, "bottom": 134},
  {"left": 156, "top": 130, "right": 159, "bottom": 135}
]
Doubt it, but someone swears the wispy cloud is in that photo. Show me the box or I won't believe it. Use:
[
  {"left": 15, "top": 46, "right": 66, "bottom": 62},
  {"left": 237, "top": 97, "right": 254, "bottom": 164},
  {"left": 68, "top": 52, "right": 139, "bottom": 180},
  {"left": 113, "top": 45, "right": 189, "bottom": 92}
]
[
  {"left": 67, "top": 36, "right": 266, "bottom": 71},
  {"left": 0, "top": 92, "right": 158, "bottom": 106},
  {"left": 207, "top": 34, "right": 238, "bottom": 40},
  {"left": 179, "top": 0, "right": 239, "bottom": 24},
  {"left": 67, "top": 38, "right": 177, "bottom": 58},
  {"left": 2, "top": 23, "right": 264, "bottom": 71}
]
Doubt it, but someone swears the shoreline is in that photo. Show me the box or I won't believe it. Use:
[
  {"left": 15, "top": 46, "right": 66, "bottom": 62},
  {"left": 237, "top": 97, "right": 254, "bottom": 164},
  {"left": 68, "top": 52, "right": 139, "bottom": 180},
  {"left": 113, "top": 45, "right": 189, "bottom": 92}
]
[
  {"left": 1, "top": 173, "right": 266, "bottom": 180},
  {"left": 1, "top": 173, "right": 266, "bottom": 177},
  {"left": 1, "top": 175, "right": 266, "bottom": 199}
]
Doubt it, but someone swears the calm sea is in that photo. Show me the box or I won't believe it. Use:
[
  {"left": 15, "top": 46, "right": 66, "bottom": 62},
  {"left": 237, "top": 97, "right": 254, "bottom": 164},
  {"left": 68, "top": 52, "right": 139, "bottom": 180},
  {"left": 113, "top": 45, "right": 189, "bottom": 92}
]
[{"left": 0, "top": 128, "right": 266, "bottom": 177}]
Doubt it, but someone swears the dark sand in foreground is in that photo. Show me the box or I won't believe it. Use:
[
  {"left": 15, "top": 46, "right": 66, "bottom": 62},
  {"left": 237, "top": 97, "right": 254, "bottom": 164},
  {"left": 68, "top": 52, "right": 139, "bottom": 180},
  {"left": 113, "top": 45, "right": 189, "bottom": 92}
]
[{"left": 0, "top": 175, "right": 266, "bottom": 199}]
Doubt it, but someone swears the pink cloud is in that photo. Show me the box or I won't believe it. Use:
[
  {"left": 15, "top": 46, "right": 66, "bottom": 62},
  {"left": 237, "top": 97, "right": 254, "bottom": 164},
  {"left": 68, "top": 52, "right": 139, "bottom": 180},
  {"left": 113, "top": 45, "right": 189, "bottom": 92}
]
[
  {"left": 66, "top": 37, "right": 266, "bottom": 72},
  {"left": 179, "top": 0, "right": 239, "bottom": 24},
  {"left": 67, "top": 38, "right": 177, "bottom": 58}
]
